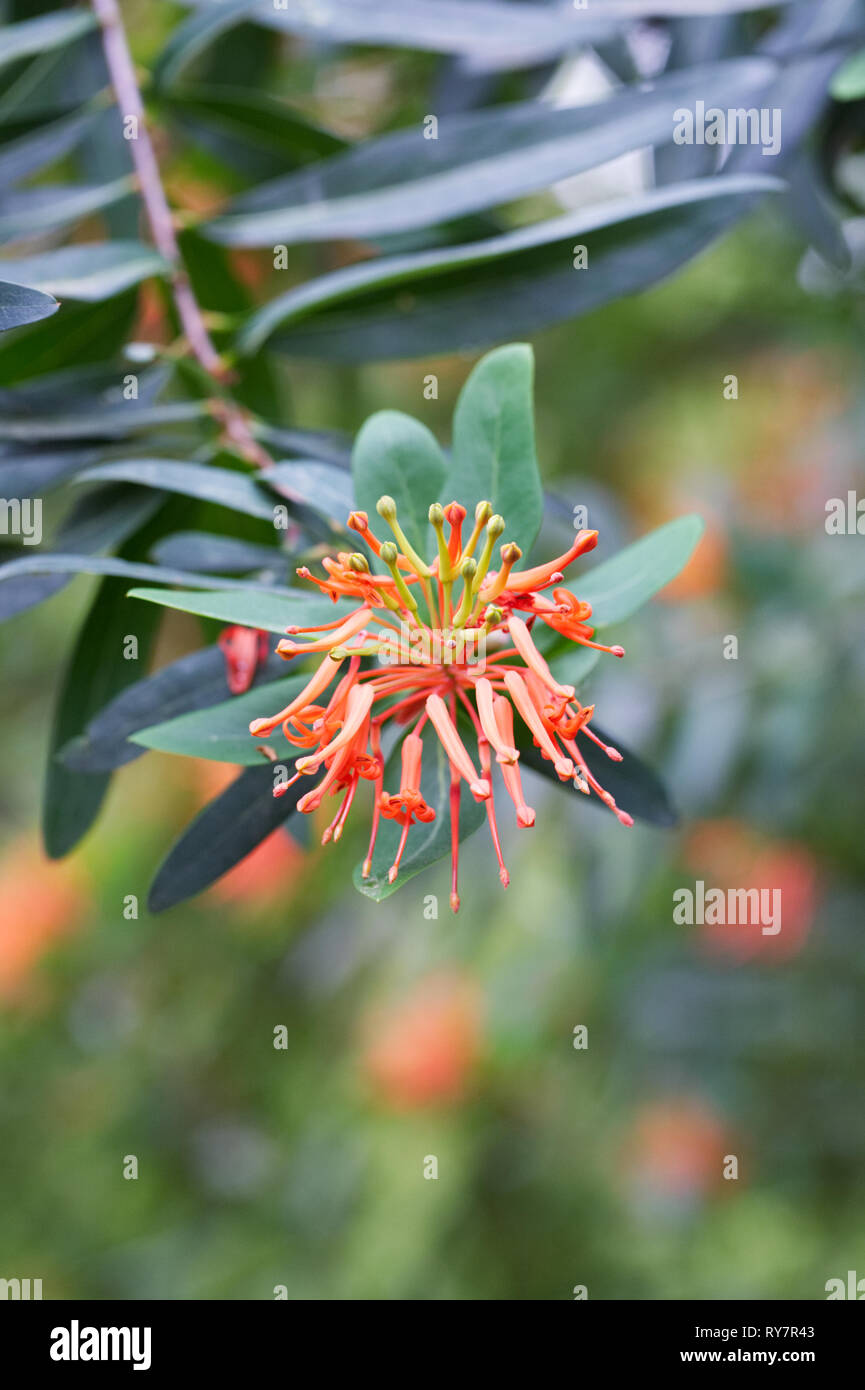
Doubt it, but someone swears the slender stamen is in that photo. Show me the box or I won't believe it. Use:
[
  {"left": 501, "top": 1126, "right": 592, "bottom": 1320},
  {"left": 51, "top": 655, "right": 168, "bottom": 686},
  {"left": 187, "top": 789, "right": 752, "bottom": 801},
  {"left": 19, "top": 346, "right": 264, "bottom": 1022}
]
[
  {"left": 250, "top": 651, "right": 343, "bottom": 737},
  {"left": 474, "top": 676, "right": 519, "bottom": 764},
  {"left": 449, "top": 766, "right": 461, "bottom": 913},
  {"left": 376, "top": 494, "right": 432, "bottom": 577},
  {"left": 504, "top": 528, "right": 598, "bottom": 592},
  {"left": 478, "top": 736, "right": 509, "bottom": 887},
  {"left": 480, "top": 542, "right": 522, "bottom": 602},
  {"left": 473, "top": 513, "right": 505, "bottom": 593},
  {"left": 362, "top": 724, "right": 384, "bottom": 878},
  {"left": 296, "top": 684, "right": 375, "bottom": 773},
  {"left": 277, "top": 606, "right": 372, "bottom": 656},
  {"left": 444, "top": 502, "right": 466, "bottom": 566},
  {"left": 463, "top": 501, "right": 492, "bottom": 561},
  {"left": 507, "top": 614, "right": 576, "bottom": 700},
  {"left": 503, "top": 670, "right": 574, "bottom": 779},
  {"left": 379, "top": 541, "right": 420, "bottom": 614},
  {"left": 425, "top": 693, "right": 490, "bottom": 800},
  {"left": 492, "top": 694, "right": 535, "bottom": 826},
  {"left": 452, "top": 557, "right": 478, "bottom": 629}
]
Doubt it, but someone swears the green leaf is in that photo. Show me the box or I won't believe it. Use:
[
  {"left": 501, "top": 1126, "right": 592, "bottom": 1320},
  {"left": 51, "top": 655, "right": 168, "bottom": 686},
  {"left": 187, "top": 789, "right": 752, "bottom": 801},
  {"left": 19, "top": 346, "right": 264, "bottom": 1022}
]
[
  {"left": 126, "top": 585, "right": 351, "bottom": 634},
  {"left": 130, "top": 672, "right": 307, "bottom": 763},
  {"left": 516, "top": 723, "right": 678, "bottom": 828},
  {"left": 0, "top": 445, "right": 99, "bottom": 495},
  {"left": 237, "top": 175, "right": 782, "bottom": 361},
  {"left": 0, "top": 177, "right": 134, "bottom": 244},
  {"left": 351, "top": 410, "right": 446, "bottom": 561},
  {"left": 77, "top": 459, "right": 276, "bottom": 517},
  {"left": 0, "top": 10, "right": 96, "bottom": 74},
  {"left": 830, "top": 47, "right": 865, "bottom": 101},
  {"left": 266, "top": 460, "right": 355, "bottom": 529},
  {"left": 0, "top": 278, "right": 57, "bottom": 331},
  {"left": 353, "top": 721, "right": 487, "bottom": 902},
  {"left": 63, "top": 645, "right": 287, "bottom": 773},
  {"left": 150, "top": 531, "right": 283, "bottom": 574},
  {"left": 0, "top": 108, "right": 97, "bottom": 185},
  {"left": 0, "top": 402, "right": 207, "bottom": 442},
  {"left": 148, "top": 763, "right": 304, "bottom": 912},
  {"left": 0, "top": 483, "right": 163, "bottom": 621},
  {"left": 164, "top": 83, "right": 344, "bottom": 176},
  {"left": 446, "top": 343, "right": 542, "bottom": 557},
  {"left": 154, "top": 0, "right": 272, "bottom": 90},
  {"left": 41, "top": 504, "right": 167, "bottom": 858},
  {"left": 577, "top": 515, "right": 705, "bottom": 628},
  {"left": 0, "top": 554, "right": 275, "bottom": 598},
  {"left": 0, "top": 292, "right": 137, "bottom": 387},
  {"left": 206, "top": 59, "right": 775, "bottom": 246},
  {"left": 0, "top": 243, "right": 170, "bottom": 302},
  {"left": 196, "top": 0, "right": 615, "bottom": 65}
]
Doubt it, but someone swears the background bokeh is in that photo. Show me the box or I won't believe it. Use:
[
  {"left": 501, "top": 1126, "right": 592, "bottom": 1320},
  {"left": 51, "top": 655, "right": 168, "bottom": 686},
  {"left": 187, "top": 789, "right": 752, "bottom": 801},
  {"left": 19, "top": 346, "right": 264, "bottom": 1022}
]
[{"left": 2, "top": 1, "right": 865, "bottom": 1301}]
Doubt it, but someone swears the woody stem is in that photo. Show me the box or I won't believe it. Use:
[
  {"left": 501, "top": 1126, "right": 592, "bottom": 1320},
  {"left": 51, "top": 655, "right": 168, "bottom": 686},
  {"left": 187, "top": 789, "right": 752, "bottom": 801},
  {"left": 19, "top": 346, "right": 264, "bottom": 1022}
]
[{"left": 90, "top": 0, "right": 273, "bottom": 470}]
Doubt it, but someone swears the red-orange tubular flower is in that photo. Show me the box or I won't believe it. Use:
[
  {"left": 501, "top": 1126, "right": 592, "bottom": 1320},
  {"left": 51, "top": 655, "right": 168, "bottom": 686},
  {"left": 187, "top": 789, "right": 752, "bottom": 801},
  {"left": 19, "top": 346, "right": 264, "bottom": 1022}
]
[{"left": 250, "top": 496, "right": 632, "bottom": 911}]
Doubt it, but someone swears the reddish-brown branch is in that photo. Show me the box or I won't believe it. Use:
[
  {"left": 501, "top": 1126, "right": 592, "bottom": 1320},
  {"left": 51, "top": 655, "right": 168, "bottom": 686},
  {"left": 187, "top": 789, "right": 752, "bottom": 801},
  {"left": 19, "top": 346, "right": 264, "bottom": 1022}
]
[{"left": 91, "top": 0, "right": 273, "bottom": 469}]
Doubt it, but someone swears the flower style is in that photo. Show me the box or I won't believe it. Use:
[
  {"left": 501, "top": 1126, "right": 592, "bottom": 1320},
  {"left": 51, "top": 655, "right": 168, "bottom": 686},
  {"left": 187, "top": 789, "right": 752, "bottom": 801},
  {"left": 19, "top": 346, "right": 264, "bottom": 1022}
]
[{"left": 249, "top": 496, "right": 633, "bottom": 911}]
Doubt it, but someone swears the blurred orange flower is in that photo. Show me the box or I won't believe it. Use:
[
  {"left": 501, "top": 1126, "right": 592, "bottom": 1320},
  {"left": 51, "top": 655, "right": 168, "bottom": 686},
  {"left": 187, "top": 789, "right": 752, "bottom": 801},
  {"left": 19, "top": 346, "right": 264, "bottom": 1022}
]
[
  {"left": 362, "top": 972, "right": 483, "bottom": 1109},
  {"left": 683, "top": 818, "right": 819, "bottom": 962},
  {"left": 624, "top": 1097, "right": 730, "bottom": 1203},
  {"left": 0, "top": 836, "right": 90, "bottom": 1002},
  {"left": 658, "top": 513, "right": 727, "bottom": 602}
]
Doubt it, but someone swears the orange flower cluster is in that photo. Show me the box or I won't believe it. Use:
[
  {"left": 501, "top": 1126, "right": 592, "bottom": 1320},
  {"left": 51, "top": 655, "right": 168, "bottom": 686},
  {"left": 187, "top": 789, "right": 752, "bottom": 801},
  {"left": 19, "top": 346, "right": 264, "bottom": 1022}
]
[{"left": 250, "top": 496, "right": 632, "bottom": 909}]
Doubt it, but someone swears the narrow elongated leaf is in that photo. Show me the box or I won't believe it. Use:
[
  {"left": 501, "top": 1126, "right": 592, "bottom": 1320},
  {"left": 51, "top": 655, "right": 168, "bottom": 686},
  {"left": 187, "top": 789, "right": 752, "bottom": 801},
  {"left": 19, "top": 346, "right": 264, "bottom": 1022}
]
[
  {"left": 207, "top": 59, "right": 775, "bottom": 246},
  {"left": 42, "top": 511, "right": 164, "bottom": 860},
  {"left": 154, "top": 0, "right": 275, "bottom": 89},
  {"left": 62, "top": 644, "right": 287, "bottom": 772},
  {"left": 0, "top": 243, "right": 170, "bottom": 302},
  {"left": 0, "top": 553, "right": 282, "bottom": 595},
  {"left": 354, "top": 720, "right": 487, "bottom": 902},
  {"left": 148, "top": 763, "right": 303, "bottom": 912},
  {"left": 165, "top": 83, "right": 344, "bottom": 173},
  {"left": 0, "top": 401, "right": 206, "bottom": 443},
  {"left": 238, "top": 176, "right": 783, "bottom": 361},
  {"left": 0, "top": 484, "right": 163, "bottom": 621},
  {"left": 0, "top": 108, "right": 97, "bottom": 185},
  {"left": 150, "top": 531, "right": 284, "bottom": 573},
  {"left": 577, "top": 515, "right": 705, "bottom": 628},
  {"left": 77, "top": 459, "right": 276, "bottom": 516},
  {"left": 0, "top": 178, "right": 134, "bottom": 244},
  {"left": 131, "top": 672, "right": 307, "bottom": 763},
  {"left": 0, "top": 293, "right": 137, "bottom": 388},
  {"left": 180, "top": 0, "right": 799, "bottom": 68},
  {"left": 0, "top": 278, "right": 57, "bottom": 331},
  {"left": 257, "top": 423, "right": 352, "bottom": 467},
  {"left": 126, "top": 584, "right": 351, "bottom": 634},
  {"left": 0, "top": 445, "right": 99, "bottom": 495},
  {"left": 265, "top": 460, "right": 355, "bottom": 528},
  {"left": 163, "top": 0, "right": 612, "bottom": 77},
  {"left": 0, "top": 10, "right": 96, "bottom": 74},
  {"left": 516, "top": 724, "right": 677, "bottom": 828},
  {"left": 351, "top": 411, "right": 446, "bottom": 561},
  {"left": 446, "top": 344, "right": 542, "bottom": 558}
]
